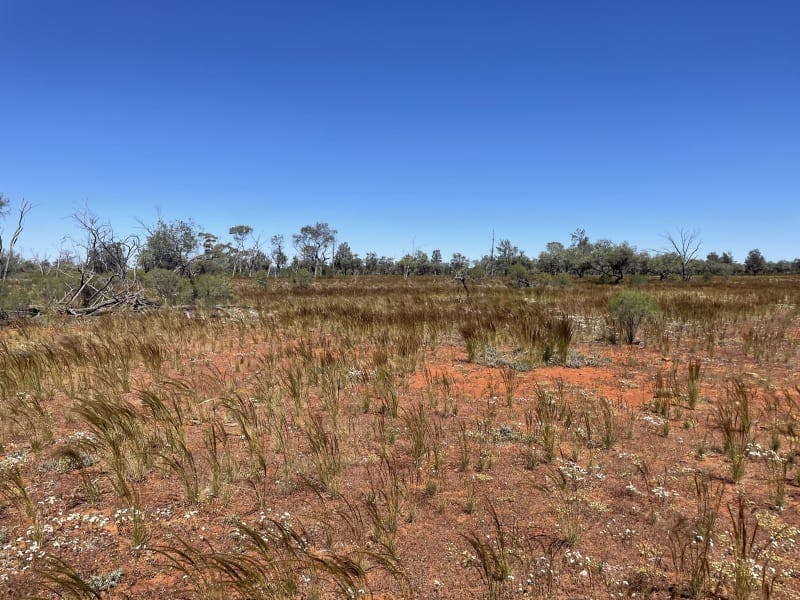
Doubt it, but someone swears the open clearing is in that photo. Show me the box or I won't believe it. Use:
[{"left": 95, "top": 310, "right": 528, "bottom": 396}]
[{"left": 1, "top": 276, "right": 799, "bottom": 598}]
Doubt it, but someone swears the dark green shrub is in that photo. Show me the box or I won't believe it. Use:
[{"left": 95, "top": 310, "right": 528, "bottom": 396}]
[
  {"left": 143, "top": 268, "right": 192, "bottom": 304},
  {"left": 0, "top": 281, "right": 36, "bottom": 310},
  {"left": 507, "top": 264, "right": 530, "bottom": 287},
  {"left": 193, "top": 274, "right": 233, "bottom": 306}
]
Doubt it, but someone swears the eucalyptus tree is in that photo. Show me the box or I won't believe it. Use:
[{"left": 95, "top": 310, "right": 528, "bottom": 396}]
[
  {"left": 229, "top": 225, "right": 253, "bottom": 276},
  {"left": 139, "top": 218, "right": 199, "bottom": 275},
  {"left": 292, "top": 222, "right": 337, "bottom": 277},
  {"left": 0, "top": 194, "right": 33, "bottom": 281},
  {"left": 270, "top": 235, "right": 288, "bottom": 277}
]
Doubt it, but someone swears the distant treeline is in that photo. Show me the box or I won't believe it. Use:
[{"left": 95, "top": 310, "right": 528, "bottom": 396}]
[{"left": 1, "top": 196, "right": 799, "bottom": 299}]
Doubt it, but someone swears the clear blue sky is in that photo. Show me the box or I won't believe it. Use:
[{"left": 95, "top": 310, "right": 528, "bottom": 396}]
[{"left": 1, "top": 1, "right": 798, "bottom": 262}]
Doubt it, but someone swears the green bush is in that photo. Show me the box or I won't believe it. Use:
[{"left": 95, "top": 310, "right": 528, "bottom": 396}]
[
  {"left": 628, "top": 274, "right": 648, "bottom": 287},
  {"left": 608, "top": 291, "right": 659, "bottom": 344},
  {"left": 0, "top": 280, "right": 36, "bottom": 310},
  {"left": 507, "top": 264, "right": 530, "bottom": 287},
  {"left": 291, "top": 268, "right": 313, "bottom": 287},
  {"left": 143, "top": 268, "right": 192, "bottom": 304},
  {"left": 553, "top": 272, "right": 573, "bottom": 287},
  {"left": 193, "top": 274, "right": 233, "bottom": 306},
  {"left": 38, "top": 271, "right": 79, "bottom": 305}
]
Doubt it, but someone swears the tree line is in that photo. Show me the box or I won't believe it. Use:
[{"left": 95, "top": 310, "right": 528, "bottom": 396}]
[{"left": 1, "top": 196, "right": 799, "bottom": 298}]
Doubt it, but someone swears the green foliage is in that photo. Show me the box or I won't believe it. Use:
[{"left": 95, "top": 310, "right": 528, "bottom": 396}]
[
  {"left": 0, "top": 280, "right": 35, "bottom": 310},
  {"left": 291, "top": 268, "right": 313, "bottom": 287},
  {"left": 143, "top": 268, "right": 192, "bottom": 304},
  {"left": 192, "top": 274, "right": 233, "bottom": 306},
  {"left": 0, "top": 270, "right": 80, "bottom": 310},
  {"left": 139, "top": 219, "right": 198, "bottom": 273},
  {"left": 292, "top": 222, "right": 337, "bottom": 276},
  {"left": 628, "top": 273, "right": 648, "bottom": 287},
  {"left": 507, "top": 263, "right": 529, "bottom": 286},
  {"left": 194, "top": 255, "right": 227, "bottom": 275},
  {"left": 608, "top": 291, "right": 659, "bottom": 344},
  {"left": 594, "top": 240, "right": 636, "bottom": 283},
  {"left": 744, "top": 249, "right": 767, "bottom": 274},
  {"left": 537, "top": 241, "right": 566, "bottom": 275},
  {"left": 552, "top": 272, "right": 573, "bottom": 287},
  {"left": 39, "top": 271, "right": 79, "bottom": 304},
  {"left": 333, "top": 241, "right": 359, "bottom": 274}
]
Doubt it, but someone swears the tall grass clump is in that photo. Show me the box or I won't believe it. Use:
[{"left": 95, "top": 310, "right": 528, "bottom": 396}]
[
  {"left": 551, "top": 315, "right": 574, "bottom": 365},
  {"left": 687, "top": 357, "right": 703, "bottom": 409},
  {"left": 666, "top": 473, "right": 723, "bottom": 598},
  {"left": 461, "top": 502, "right": 514, "bottom": 600},
  {"left": 303, "top": 412, "right": 343, "bottom": 491},
  {"left": 458, "top": 318, "right": 495, "bottom": 363},
  {"left": 713, "top": 380, "right": 755, "bottom": 482}
]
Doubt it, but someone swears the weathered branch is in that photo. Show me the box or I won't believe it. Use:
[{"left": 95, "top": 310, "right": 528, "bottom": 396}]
[{"left": 1, "top": 199, "right": 33, "bottom": 281}]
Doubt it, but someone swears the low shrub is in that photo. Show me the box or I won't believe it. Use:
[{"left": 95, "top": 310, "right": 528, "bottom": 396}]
[
  {"left": 142, "top": 268, "right": 192, "bottom": 304},
  {"left": 193, "top": 273, "right": 233, "bottom": 306},
  {"left": 609, "top": 291, "right": 659, "bottom": 344}
]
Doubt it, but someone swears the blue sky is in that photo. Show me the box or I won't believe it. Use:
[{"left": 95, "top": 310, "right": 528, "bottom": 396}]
[{"left": 1, "top": 1, "right": 798, "bottom": 262}]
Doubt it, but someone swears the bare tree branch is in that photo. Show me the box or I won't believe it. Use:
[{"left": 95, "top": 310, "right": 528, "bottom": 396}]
[
  {"left": 1, "top": 199, "right": 33, "bottom": 281},
  {"left": 664, "top": 228, "right": 701, "bottom": 281}
]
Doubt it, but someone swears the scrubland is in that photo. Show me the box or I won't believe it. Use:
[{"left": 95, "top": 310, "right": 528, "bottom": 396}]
[{"left": 1, "top": 275, "right": 799, "bottom": 599}]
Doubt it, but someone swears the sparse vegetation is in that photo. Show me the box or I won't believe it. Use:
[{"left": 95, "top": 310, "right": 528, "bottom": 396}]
[{"left": 1, "top": 274, "right": 799, "bottom": 598}]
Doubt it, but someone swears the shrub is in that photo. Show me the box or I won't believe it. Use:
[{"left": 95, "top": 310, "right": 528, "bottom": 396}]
[
  {"left": 38, "top": 271, "right": 79, "bottom": 305},
  {"left": 143, "top": 268, "right": 192, "bottom": 304},
  {"left": 553, "top": 272, "right": 573, "bottom": 287},
  {"left": 628, "top": 273, "right": 648, "bottom": 287},
  {"left": 507, "top": 264, "right": 530, "bottom": 287},
  {"left": 0, "top": 281, "right": 35, "bottom": 311},
  {"left": 608, "top": 291, "right": 659, "bottom": 344},
  {"left": 291, "top": 268, "right": 313, "bottom": 287},
  {"left": 193, "top": 274, "right": 233, "bottom": 306}
]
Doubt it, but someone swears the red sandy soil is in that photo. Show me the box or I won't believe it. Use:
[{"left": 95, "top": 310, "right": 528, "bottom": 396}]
[{"left": 1, "top": 325, "right": 799, "bottom": 599}]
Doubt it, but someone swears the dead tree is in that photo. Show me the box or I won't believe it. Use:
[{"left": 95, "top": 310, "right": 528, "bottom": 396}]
[
  {"left": 62, "top": 208, "right": 141, "bottom": 308},
  {"left": 0, "top": 198, "right": 33, "bottom": 281},
  {"left": 664, "top": 228, "right": 702, "bottom": 281}
]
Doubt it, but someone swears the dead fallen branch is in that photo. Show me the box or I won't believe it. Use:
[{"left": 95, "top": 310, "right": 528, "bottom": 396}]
[{"left": 60, "top": 292, "right": 160, "bottom": 316}]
